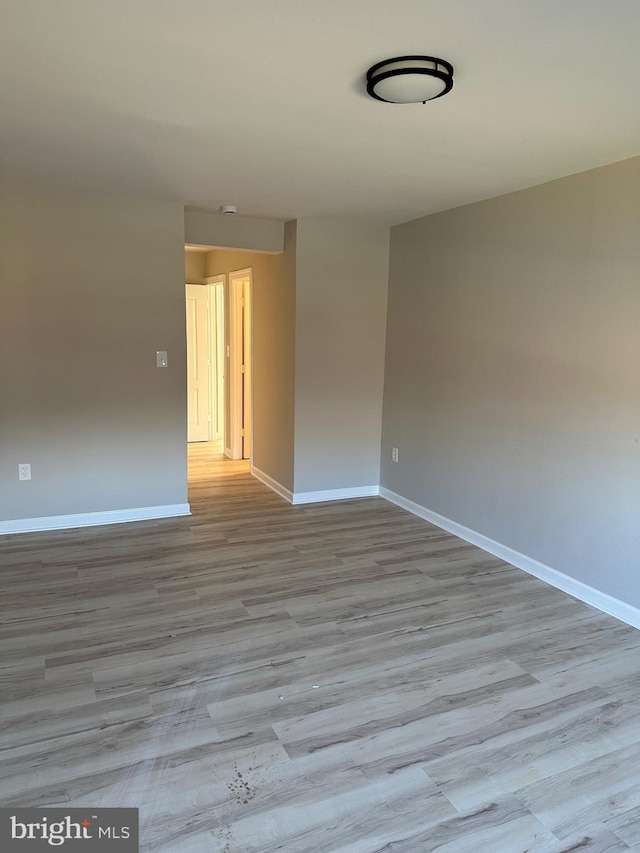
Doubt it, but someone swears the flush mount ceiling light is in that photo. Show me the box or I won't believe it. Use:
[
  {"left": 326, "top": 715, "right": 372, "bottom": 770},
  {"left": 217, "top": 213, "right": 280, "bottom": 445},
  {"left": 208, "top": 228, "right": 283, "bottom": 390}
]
[
  {"left": 220, "top": 204, "right": 238, "bottom": 215},
  {"left": 366, "top": 55, "right": 454, "bottom": 104}
]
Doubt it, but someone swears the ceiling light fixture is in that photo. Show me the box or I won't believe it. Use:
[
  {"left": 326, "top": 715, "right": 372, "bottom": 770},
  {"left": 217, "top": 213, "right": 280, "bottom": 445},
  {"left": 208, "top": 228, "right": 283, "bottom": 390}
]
[
  {"left": 366, "top": 55, "right": 454, "bottom": 104},
  {"left": 220, "top": 204, "right": 238, "bottom": 215}
]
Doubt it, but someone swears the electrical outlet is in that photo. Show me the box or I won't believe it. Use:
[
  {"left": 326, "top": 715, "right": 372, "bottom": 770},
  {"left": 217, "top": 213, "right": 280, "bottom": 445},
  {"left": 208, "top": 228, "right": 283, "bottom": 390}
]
[
  {"left": 392, "top": 447, "right": 399, "bottom": 463},
  {"left": 18, "top": 463, "right": 31, "bottom": 481}
]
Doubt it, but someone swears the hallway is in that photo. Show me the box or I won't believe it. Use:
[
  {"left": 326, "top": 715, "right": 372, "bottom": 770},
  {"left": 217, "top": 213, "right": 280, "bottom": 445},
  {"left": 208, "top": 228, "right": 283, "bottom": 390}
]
[{"left": 188, "top": 439, "right": 250, "bottom": 484}]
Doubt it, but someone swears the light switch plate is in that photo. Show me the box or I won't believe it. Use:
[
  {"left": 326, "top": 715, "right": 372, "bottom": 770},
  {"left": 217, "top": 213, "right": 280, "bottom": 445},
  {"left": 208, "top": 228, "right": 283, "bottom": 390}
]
[{"left": 156, "top": 351, "right": 168, "bottom": 368}]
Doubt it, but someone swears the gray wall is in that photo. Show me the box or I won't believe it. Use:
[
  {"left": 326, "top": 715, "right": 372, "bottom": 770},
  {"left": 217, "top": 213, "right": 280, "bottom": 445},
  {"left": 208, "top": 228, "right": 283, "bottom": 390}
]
[
  {"left": 294, "top": 218, "right": 389, "bottom": 493},
  {"left": 185, "top": 210, "right": 284, "bottom": 253},
  {"left": 0, "top": 185, "right": 187, "bottom": 521},
  {"left": 264, "top": 220, "right": 296, "bottom": 491},
  {"left": 381, "top": 156, "right": 640, "bottom": 606}
]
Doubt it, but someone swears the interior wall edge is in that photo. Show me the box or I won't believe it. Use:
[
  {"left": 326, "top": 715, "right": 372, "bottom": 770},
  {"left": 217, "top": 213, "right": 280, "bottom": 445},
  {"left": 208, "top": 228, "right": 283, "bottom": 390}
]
[{"left": 251, "top": 466, "right": 294, "bottom": 504}]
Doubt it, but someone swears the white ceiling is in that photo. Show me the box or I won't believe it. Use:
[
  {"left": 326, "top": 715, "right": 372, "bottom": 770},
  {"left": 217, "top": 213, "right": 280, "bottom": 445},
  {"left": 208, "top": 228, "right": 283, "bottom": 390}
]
[{"left": 2, "top": 0, "right": 640, "bottom": 224}]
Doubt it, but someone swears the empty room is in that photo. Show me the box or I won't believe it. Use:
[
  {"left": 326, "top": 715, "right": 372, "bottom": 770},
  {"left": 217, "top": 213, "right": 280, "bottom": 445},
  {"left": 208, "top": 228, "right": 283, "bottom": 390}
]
[{"left": 1, "top": 2, "right": 640, "bottom": 851}]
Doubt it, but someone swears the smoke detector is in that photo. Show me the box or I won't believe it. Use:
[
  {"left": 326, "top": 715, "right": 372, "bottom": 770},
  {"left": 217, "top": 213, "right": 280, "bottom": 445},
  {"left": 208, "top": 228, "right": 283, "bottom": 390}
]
[{"left": 220, "top": 204, "right": 238, "bottom": 215}]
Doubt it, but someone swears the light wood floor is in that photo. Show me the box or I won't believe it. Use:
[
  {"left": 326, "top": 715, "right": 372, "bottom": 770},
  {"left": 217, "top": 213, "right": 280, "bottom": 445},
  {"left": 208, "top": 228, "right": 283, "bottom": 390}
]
[{"left": 2, "top": 442, "right": 640, "bottom": 852}]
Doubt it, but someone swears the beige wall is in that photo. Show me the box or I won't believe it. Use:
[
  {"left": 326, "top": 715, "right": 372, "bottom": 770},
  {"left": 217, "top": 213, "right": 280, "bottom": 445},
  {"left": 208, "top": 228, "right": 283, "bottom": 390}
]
[
  {"left": 381, "top": 156, "right": 640, "bottom": 607},
  {"left": 0, "top": 185, "right": 188, "bottom": 522},
  {"left": 205, "top": 239, "right": 295, "bottom": 491},
  {"left": 185, "top": 250, "right": 206, "bottom": 283},
  {"left": 294, "top": 218, "right": 389, "bottom": 493}
]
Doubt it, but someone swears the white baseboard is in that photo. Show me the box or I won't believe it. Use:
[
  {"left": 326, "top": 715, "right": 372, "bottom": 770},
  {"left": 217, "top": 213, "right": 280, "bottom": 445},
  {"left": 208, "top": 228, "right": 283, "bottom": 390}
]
[
  {"left": 379, "top": 487, "right": 640, "bottom": 631},
  {"left": 251, "top": 470, "right": 379, "bottom": 507},
  {"left": 251, "top": 466, "right": 294, "bottom": 503},
  {"left": 0, "top": 503, "right": 192, "bottom": 536},
  {"left": 292, "top": 485, "right": 380, "bottom": 505}
]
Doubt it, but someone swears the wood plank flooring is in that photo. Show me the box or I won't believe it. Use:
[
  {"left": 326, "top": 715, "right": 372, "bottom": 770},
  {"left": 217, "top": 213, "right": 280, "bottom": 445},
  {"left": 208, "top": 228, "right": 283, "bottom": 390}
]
[{"left": 2, "top": 441, "right": 640, "bottom": 852}]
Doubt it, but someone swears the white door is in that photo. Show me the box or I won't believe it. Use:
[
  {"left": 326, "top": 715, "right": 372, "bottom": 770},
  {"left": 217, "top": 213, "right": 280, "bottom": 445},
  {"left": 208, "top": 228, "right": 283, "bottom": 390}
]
[{"left": 186, "top": 284, "right": 210, "bottom": 442}]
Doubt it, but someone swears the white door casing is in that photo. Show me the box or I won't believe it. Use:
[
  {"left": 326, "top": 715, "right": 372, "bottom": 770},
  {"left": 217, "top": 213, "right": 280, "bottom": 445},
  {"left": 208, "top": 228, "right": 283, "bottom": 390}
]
[
  {"left": 207, "top": 278, "right": 225, "bottom": 442},
  {"left": 228, "top": 269, "right": 253, "bottom": 460},
  {"left": 186, "top": 284, "right": 210, "bottom": 442},
  {"left": 241, "top": 277, "right": 252, "bottom": 460}
]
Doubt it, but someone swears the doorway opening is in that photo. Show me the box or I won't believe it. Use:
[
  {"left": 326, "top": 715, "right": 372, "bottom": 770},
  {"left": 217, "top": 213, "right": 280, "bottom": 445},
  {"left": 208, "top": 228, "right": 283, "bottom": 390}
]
[
  {"left": 185, "top": 255, "right": 253, "bottom": 471},
  {"left": 186, "top": 279, "right": 225, "bottom": 445}
]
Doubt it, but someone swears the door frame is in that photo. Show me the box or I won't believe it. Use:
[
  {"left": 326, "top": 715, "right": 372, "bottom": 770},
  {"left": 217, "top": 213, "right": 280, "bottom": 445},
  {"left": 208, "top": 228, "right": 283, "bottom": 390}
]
[
  {"left": 185, "top": 283, "right": 211, "bottom": 442},
  {"left": 228, "top": 268, "right": 253, "bottom": 461},
  {"left": 207, "top": 276, "right": 225, "bottom": 442}
]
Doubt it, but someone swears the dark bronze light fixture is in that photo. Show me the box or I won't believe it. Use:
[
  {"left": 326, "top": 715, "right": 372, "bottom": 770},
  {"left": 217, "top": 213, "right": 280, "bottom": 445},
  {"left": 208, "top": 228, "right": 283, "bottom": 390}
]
[{"left": 366, "top": 55, "right": 454, "bottom": 104}]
